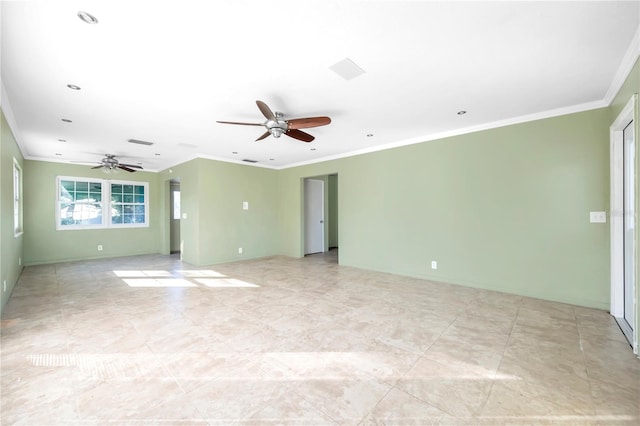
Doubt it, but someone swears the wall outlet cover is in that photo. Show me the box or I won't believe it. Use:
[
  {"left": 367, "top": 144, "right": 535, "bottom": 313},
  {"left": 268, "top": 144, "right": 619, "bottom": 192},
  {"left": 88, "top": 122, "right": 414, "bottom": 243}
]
[{"left": 589, "top": 211, "right": 607, "bottom": 223}]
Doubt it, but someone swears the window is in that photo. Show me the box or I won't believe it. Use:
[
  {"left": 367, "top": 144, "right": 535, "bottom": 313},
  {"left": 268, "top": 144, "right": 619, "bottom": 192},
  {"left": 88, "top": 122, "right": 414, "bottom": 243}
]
[
  {"left": 13, "top": 159, "right": 23, "bottom": 236},
  {"left": 111, "top": 182, "right": 147, "bottom": 225},
  {"left": 57, "top": 177, "right": 149, "bottom": 230},
  {"left": 172, "top": 190, "right": 181, "bottom": 220}
]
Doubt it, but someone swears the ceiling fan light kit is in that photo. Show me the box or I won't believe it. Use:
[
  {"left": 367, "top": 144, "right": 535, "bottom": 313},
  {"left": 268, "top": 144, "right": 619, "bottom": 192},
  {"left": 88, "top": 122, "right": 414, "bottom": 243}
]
[{"left": 217, "top": 100, "right": 331, "bottom": 143}]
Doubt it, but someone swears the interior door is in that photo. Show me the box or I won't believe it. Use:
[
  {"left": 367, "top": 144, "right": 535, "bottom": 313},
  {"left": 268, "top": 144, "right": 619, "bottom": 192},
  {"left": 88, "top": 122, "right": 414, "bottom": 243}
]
[
  {"left": 304, "top": 178, "right": 324, "bottom": 255},
  {"left": 170, "top": 183, "right": 181, "bottom": 254},
  {"left": 623, "top": 120, "right": 635, "bottom": 335}
]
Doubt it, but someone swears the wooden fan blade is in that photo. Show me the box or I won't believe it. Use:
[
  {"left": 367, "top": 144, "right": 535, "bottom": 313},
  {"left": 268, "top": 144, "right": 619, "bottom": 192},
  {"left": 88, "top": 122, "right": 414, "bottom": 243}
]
[
  {"left": 256, "top": 100, "right": 277, "bottom": 122},
  {"left": 217, "top": 121, "right": 263, "bottom": 126},
  {"left": 91, "top": 165, "right": 103, "bottom": 169},
  {"left": 118, "top": 165, "right": 136, "bottom": 172},
  {"left": 287, "top": 116, "right": 331, "bottom": 130},
  {"left": 120, "top": 163, "right": 143, "bottom": 169},
  {"left": 256, "top": 131, "right": 271, "bottom": 141},
  {"left": 286, "top": 129, "right": 314, "bottom": 143}
]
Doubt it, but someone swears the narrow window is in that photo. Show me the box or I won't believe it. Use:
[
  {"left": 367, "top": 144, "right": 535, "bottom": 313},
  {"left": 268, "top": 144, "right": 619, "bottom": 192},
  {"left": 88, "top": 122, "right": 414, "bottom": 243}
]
[
  {"left": 173, "top": 190, "right": 181, "bottom": 220},
  {"left": 13, "top": 159, "right": 23, "bottom": 236}
]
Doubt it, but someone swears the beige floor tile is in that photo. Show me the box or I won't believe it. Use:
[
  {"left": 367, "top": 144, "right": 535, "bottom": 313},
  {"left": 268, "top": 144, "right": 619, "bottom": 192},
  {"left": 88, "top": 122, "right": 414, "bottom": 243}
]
[
  {"left": 1, "top": 252, "right": 638, "bottom": 424},
  {"left": 362, "top": 387, "right": 461, "bottom": 425}
]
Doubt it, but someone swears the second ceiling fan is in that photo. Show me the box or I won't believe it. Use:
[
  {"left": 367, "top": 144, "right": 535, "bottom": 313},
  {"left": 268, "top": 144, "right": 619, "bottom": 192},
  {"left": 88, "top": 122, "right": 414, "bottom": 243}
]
[{"left": 217, "top": 100, "right": 331, "bottom": 142}]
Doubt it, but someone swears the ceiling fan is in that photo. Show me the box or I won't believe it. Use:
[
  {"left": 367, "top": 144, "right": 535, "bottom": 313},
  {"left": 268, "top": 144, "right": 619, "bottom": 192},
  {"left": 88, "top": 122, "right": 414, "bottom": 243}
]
[
  {"left": 91, "top": 154, "right": 143, "bottom": 172},
  {"left": 217, "top": 100, "right": 331, "bottom": 142}
]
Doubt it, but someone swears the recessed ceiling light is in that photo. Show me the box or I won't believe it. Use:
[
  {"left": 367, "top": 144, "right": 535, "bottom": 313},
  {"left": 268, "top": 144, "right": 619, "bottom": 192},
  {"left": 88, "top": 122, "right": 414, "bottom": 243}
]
[
  {"left": 457, "top": 110, "right": 467, "bottom": 115},
  {"left": 154, "top": 153, "right": 160, "bottom": 156},
  {"left": 310, "top": 148, "right": 316, "bottom": 151},
  {"left": 366, "top": 133, "right": 374, "bottom": 137},
  {"left": 67, "top": 84, "right": 81, "bottom": 90},
  {"left": 61, "top": 118, "right": 72, "bottom": 123},
  {"left": 55, "top": 153, "right": 62, "bottom": 156},
  {"left": 232, "top": 151, "right": 238, "bottom": 154},
  {"left": 77, "top": 11, "right": 98, "bottom": 24},
  {"left": 58, "top": 139, "right": 66, "bottom": 142},
  {"left": 269, "top": 158, "right": 275, "bottom": 161}
]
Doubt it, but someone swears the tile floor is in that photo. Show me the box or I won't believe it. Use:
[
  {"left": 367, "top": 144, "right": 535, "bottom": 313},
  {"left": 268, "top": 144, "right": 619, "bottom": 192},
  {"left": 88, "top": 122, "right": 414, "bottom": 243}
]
[{"left": 1, "top": 251, "right": 638, "bottom": 425}]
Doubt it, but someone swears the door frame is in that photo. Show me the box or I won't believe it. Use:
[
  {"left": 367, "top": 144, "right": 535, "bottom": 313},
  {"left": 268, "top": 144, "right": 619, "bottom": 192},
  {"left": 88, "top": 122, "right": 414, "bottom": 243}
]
[
  {"left": 610, "top": 94, "right": 638, "bottom": 354},
  {"left": 303, "top": 178, "right": 325, "bottom": 255}
]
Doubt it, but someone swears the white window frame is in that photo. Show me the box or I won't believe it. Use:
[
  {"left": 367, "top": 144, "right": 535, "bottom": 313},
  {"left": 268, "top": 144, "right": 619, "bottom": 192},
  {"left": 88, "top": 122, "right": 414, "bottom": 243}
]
[
  {"left": 109, "top": 180, "right": 150, "bottom": 228},
  {"left": 56, "top": 176, "right": 149, "bottom": 231},
  {"left": 13, "top": 158, "right": 23, "bottom": 237}
]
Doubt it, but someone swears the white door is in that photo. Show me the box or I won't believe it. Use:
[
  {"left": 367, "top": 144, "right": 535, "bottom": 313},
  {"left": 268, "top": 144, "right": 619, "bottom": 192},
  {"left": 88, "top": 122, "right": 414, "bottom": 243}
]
[
  {"left": 623, "top": 120, "right": 635, "bottom": 336},
  {"left": 304, "top": 179, "right": 324, "bottom": 255}
]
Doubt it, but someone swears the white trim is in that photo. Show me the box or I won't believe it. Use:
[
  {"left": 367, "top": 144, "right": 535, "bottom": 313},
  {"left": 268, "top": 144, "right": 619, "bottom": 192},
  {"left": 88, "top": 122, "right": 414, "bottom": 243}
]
[
  {"left": 604, "top": 26, "right": 640, "bottom": 105},
  {"left": 13, "top": 158, "right": 23, "bottom": 237},
  {"left": 610, "top": 94, "right": 637, "bottom": 354},
  {"left": 56, "top": 176, "right": 150, "bottom": 230},
  {"left": 284, "top": 100, "right": 607, "bottom": 170}
]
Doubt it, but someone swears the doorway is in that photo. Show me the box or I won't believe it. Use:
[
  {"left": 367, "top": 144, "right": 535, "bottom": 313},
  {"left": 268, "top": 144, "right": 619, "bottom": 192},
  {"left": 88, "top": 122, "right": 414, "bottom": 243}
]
[
  {"left": 304, "top": 178, "right": 324, "bottom": 255},
  {"left": 170, "top": 180, "right": 181, "bottom": 254},
  {"left": 610, "top": 95, "right": 637, "bottom": 353}
]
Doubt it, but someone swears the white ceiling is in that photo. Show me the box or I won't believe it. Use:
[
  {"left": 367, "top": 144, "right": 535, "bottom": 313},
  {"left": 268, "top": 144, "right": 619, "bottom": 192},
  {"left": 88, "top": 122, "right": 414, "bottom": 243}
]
[{"left": 2, "top": 1, "right": 639, "bottom": 171}]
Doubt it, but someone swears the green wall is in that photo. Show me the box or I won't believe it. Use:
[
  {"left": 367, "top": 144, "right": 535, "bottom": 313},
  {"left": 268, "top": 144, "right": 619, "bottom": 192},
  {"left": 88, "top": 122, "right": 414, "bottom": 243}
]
[
  {"left": 279, "top": 108, "right": 612, "bottom": 309},
  {"left": 22, "top": 161, "right": 161, "bottom": 264},
  {"left": 158, "top": 158, "right": 279, "bottom": 266},
  {"left": 0, "top": 109, "right": 24, "bottom": 314}
]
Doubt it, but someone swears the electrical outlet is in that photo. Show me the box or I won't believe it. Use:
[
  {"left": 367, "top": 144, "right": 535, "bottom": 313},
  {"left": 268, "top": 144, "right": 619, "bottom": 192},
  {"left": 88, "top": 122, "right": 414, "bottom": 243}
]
[
  {"left": 97, "top": 245, "right": 103, "bottom": 251},
  {"left": 238, "top": 247, "right": 243, "bottom": 254},
  {"left": 431, "top": 261, "right": 438, "bottom": 270},
  {"left": 589, "top": 211, "right": 606, "bottom": 223}
]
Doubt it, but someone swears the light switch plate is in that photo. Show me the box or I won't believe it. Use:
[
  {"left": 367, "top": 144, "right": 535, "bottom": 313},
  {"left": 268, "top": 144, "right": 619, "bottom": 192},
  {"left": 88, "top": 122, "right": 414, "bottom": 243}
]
[
  {"left": 589, "top": 211, "right": 606, "bottom": 223},
  {"left": 243, "top": 201, "right": 249, "bottom": 210},
  {"left": 182, "top": 213, "right": 187, "bottom": 219}
]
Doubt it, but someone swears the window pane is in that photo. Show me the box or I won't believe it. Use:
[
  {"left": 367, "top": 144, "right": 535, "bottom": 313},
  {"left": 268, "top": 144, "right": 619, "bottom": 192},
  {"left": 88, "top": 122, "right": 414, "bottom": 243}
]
[
  {"left": 59, "top": 202, "right": 103, "bottom": 226},
  {"left": 75, "top": 191, "right": 89, "bottom": 202},
  {"left": 123, "top": 185, "right": 134, "bottom": 194},
  {"left": 112, "top": 184, "right": 122, "bottom": 194},
  {"left": 123, "top": 195, "right": 133, "bottom": 204},
  {"left": 173, "top": 191, "right": 181, "bottom": 220},
  {"left": 76, "top": 182, "right": 88, "bottom": 191},
  {"left": 134, "top": 214, "right": 145, "bottom": 223},
  {"left": 135, "top": 186, "right": 144, "bottom": 195},
  {"left": 112, "top": 194, "right": 123, "bottom": 203},
  {"left": 135, "top": 195, "right": 144, "bottom": 203},
  {"left": 134, "top": 205, "right": 145, "bottom": 214},
  {"left": 62, "top": 180, "right": 75, "bottom": 193},
  {"left": 90, "top": 182, "right": 102, "bottom": 192}
]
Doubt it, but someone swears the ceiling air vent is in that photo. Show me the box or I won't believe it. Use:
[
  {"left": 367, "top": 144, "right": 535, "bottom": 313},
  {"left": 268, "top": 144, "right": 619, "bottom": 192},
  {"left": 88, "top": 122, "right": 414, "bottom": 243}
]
[
  {"left": 127, "top": 139, "right": 154, "bottom": 146},
  {"left": 242, "top": 159, "right": 258, "bottom": 163}
]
